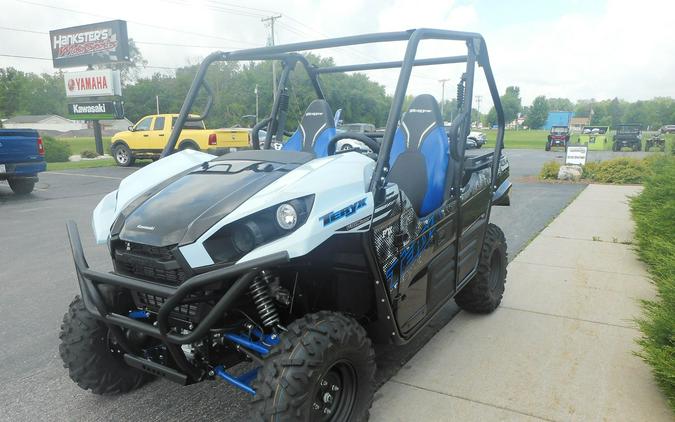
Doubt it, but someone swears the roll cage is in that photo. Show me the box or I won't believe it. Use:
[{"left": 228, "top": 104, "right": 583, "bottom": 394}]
[{"left": 161, "top": 28, "right": 505, "bottom": 203}]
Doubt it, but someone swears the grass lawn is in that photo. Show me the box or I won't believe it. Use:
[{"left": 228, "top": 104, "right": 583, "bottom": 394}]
[
  {"left": 57, "top": 136, "right": 113, "bottom": 155},
  {"left": 482, "top": 129, "right": 675, "bottom": 151},
  {"left": 46, "top": 159, "right": 116, "bottom": 171},
  {"left": 482, "top": 129, "right": 549, "bottom": 149}
]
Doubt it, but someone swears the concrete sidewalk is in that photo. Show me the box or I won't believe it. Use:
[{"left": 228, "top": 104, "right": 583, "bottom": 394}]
[{"left": 371, "top": 184, "right": 673, "bottom": 422}]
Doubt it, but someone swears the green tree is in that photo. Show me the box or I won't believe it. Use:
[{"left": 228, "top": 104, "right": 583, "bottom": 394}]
[
  {"left": 525, "top": 95, "right": 549, "bottom": 129},
  {"left": 95, "top": 39, "right": 147, "bottom": 86},
  {"left": 546, "top": 97, "right": 573, "bottom": 111},
  {"left": 485, "top": 86, "right": 521, "bottom": 126}
]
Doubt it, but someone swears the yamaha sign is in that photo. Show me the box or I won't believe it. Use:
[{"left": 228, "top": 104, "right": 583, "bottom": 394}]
[
  {"left": 64, "top": 69, "right": 122, "bottom": 98},
  {"left": 49, "top": 20, "right": 130, "bottom": 68}
]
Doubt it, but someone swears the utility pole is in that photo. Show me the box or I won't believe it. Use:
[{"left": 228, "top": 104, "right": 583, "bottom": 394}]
[
  {"left": 439, "top": 78, "right": 450, "bottom": 119},
  {"left": 155, "top": 95, "right": 160, "bottom": 115},
  {"left": 87, "top": 64, "right": 103, "bottom": 155},
  {"left": 475, "top": 95, "right": 482, "bottom": 127},
  {"left": 254, "top": 84, "right": 259, "bottom": 123},
  {"left": 262, "top": 14, "right": 282, "bottom": 95}
]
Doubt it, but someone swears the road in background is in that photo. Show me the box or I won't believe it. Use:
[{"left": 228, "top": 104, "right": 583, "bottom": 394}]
[{"left": 0, "top": 149, "right": 587, "bottom": 421}]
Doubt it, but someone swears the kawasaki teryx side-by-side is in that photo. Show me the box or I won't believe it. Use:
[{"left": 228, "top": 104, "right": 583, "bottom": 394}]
[{"left": 59, "top": 29, "right": 511, "bottom": 421}]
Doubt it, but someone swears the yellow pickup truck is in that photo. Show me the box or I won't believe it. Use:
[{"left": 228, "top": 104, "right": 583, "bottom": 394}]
[{"left": 111, "top": 114, "right": 251, "bottom": 166}]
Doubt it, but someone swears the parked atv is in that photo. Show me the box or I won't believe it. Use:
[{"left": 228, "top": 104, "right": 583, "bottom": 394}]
[
  {"left": 612, "top": 124, "right": 642, "bottom": 151},
  {"left": 545, "top": 125, "right": 570, "bottom": 151},
  {"left": 59, "top": 29, "right": 511, "bottom": 421},
  {"left": 645, "top": 134, "right": 666, "bottom": 152}
]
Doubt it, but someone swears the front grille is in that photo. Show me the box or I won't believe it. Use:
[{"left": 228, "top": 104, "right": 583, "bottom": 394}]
[
  {"left": 135, "top": 291, "right": 199, "bottom": 318},
  {"left": 113, "top": 241, "right": 187, "bottom": 286}
]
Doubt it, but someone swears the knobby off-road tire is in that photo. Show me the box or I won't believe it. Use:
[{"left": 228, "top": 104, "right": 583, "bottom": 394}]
[
  {"left": 8, "top": 178, "right": 35, "bottom": 194},
  {"left": 545, "top": 141, "right": 551, "bottom": 151},
  {"left": 455, "top": 223, "right": 508, "bottom": 313},
  {"left": 250, "top": 311, "right": 376, "bottom": 422},
  {"left": 59, "top": 296, "right": 152, "bottom": 394}
]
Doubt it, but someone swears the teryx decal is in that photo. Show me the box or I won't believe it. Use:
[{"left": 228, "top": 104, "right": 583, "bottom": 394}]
[
  {"left": 320, "top": 198, "right": 367, "bottom": 226},
  {"left": 386, "top": 216, "right": 436, "bottom": 289}
]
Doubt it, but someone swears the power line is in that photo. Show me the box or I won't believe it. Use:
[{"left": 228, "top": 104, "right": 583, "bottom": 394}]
[
  {"left": 0, "top": 52, "right": 179, "bottom": 71},
  {"left": 0, "top": 26, "right": 44, "bottom": 35},
  {"left": 15, "top": 0, "right": 257, "bottom": 46},
  {"left": 206, "top": 0, "right": 279, "bottom": 16},
  {"left": 0, "top": 24, "right": 240, "bottom": 50},
  {"left": 0, "top": 53, "right": 51, "bottom": 61}
]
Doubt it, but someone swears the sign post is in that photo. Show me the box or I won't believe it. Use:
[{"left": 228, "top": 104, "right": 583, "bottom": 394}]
[{"left": 50, "top": 20, "right": 129, "bottom": 155}]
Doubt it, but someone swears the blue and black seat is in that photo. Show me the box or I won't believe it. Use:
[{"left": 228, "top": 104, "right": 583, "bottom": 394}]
[
  {"left": 282, "top": 99, "right": 336, "bottom": 158},
  {"left": 388, "top": 94, "right": 450, "bottom": 217}
]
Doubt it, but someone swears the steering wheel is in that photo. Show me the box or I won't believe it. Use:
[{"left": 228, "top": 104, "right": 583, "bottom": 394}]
[{"left": 327, "top": 132, "right": 380, "bottom": 156}]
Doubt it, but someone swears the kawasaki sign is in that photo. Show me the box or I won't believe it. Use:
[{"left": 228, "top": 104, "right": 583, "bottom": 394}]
[
  {"left": 67, "top": 101, "right": 124, "bottom": 120},
  {"left": 50, "top": 20, "right": 130, "bottom": 68}
]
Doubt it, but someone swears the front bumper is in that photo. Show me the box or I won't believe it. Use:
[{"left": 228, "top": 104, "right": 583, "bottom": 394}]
[
  {"left": 549, "top": 139, "right": 567, "bottom": 146},
  {"left": 66, "top": 220, "right": 288, "bottom": 381}
]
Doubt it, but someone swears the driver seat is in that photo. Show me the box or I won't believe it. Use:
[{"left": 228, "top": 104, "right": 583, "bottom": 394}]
[
  {"left": 282, "top": 99, "right": 336, "bottom": 157},
  {"left": 388, "top": 94, "right": 449, "bottom": 217}
]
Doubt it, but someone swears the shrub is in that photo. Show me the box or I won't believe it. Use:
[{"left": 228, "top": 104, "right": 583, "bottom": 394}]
[
  {"left": 631, "top": 155, "right": 675, "bottom": 411},
  {"left": 582, "top": 157, "right": 651, "bottom": 184},
  {"left": 43, "top": 136, "right": 71, "bottom": 163},
  {"left": 80, "top": 150, "right": 99, "bottom": 159},
  {"left": 539, "top": 160, "right": 561, "bottom": 179}
]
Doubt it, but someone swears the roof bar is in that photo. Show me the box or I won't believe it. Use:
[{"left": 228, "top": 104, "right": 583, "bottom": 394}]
[
  {"left": 217, "top": 29, "right": 482, "bottom": 61},
  {"left": 315, "top": 55, "right": 469, "bottom": 74}
]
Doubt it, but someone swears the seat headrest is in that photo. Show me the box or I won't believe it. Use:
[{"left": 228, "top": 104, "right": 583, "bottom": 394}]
[
  {"left": 299, "top": 99, "right": 334, "bottom": 149},
  {"left": 400, "top": 94, "right": 444, "bottom": 150}
]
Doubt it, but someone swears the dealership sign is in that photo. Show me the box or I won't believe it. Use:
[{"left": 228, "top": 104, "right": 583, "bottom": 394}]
[
  {"left": 67, "top": 101, "right": 124, "bottom": 120},
  {"left": 64, "top": 69, "right": 122, "bottom": 97},
  {"left": 50, "top": 20, "right": 130, "bottom": 68},
  {"left": 565, "top": 145, "right": 588, "bottom": 165}
]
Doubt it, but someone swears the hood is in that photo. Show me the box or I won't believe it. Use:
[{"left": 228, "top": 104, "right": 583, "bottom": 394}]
[
  {"left": 116, "top": 150, "right": 313, "bottom": 247},
  {"left": 615, "top": 132, "right": 640, "bottom": 139},
  {"left": 114, "top": 130, "right": 132, "bottom": 138}
]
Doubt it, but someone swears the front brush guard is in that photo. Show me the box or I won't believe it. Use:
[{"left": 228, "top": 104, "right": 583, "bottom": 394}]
[{"left": 65, "top": 220, "right": 289, "bottom": 383}]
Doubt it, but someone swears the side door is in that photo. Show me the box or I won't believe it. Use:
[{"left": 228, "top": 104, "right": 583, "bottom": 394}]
[
  {"left": 128, "top": 116, "right": 153, "bottom": 150},
  {"left": 146, "top": 116, "right": 166, "bottom": 151},
  {"left": 456, "top": 155, "right": 494, "bottom": 288},
  {"left": 393, "top": 196, "right": 459, "bottom": 334}
]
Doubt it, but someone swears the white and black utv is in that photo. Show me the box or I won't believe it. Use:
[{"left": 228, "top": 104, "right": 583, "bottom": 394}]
[{"left": 60, "top": 28, "right": 511, "bottom": 421}]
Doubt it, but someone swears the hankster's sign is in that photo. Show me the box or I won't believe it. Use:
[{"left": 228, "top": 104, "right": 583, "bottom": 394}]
[
  {"left": 67, "top": 101, "right": 124, "bottom": 120},
  {"left": 64, "top": 69, "right": 122, "bottom": 97},
  {"left": 50, "top": 20, "right": 130, "bottom": 68}
]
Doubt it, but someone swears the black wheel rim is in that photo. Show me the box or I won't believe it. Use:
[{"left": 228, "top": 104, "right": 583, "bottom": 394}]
[
  {"left": 311, "top": 360, "right": 357, "bottom": 421},
  {"left": 488, "top": 250, "right": 502, "bottom": 292}
]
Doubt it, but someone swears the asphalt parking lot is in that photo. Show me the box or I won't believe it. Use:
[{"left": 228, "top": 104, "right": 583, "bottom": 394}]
[{"left": 0, "top": 149, "right": 618, "bottom": 421}]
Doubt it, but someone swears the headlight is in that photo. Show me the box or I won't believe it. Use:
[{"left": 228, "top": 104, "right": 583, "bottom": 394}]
[
  {"left": 276, "top": 203, "right": 298, "bottom": 230},
  {"left": 232, "top": 221, "right": 263, "bottom": 254},
  {"left": 203, "top": 195, "right": 314, "bottom": 264}
]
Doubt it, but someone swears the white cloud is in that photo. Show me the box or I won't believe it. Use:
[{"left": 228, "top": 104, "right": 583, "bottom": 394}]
[{"left": 1, "top": 0, "right": 673, "bottom": 107}]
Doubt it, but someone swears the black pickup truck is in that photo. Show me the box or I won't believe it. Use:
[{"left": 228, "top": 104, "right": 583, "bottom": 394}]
[{"left": 0, "top": 129, "right": 46, "bottom": 194}]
